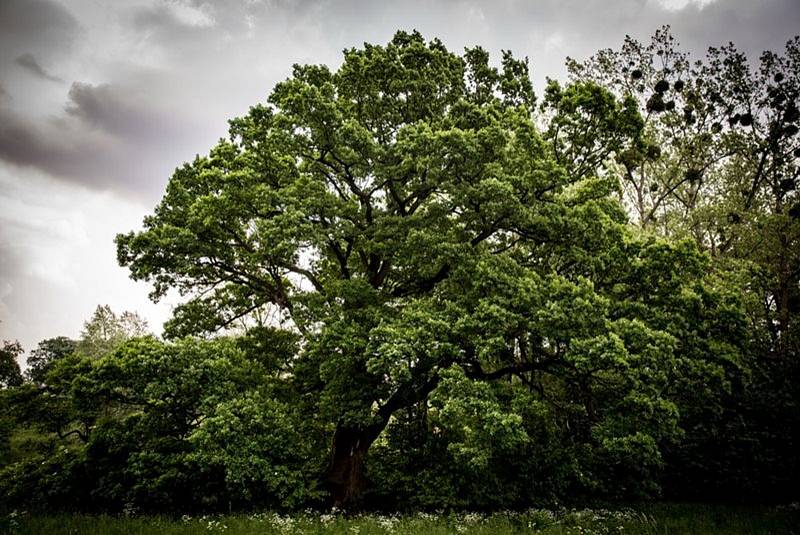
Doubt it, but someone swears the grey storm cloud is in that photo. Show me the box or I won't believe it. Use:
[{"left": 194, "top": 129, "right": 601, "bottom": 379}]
[
  {"left": 0, "top": 101, "right": 124, "bottom": 191},
  {"left": 0, "top": 0, "right": 79, "bottom": 63},
  {"left": 130, "top": 2, "right": 214, "bottom": 35},
  {"left": 0, "top": 77, "right": 203, "bottom": 198},
  {"left": 0, "top": 106, "right": 62, "bottom": 170},
  {"left": 15, "top": 53, "right": 64, "bottom": 83},
  {"left": 64, "top": 82, "right": 175, "bottom": 141},
  {"left": 65, "top": 83, "right": 123, "bottom": 131},
  {"left": 0, "top": 0, "right": 798, "bottom": 201}
]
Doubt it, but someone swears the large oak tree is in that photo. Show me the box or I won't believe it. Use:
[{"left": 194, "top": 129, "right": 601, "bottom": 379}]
[{"left": 117, "top": 31, "right": 736, "bottom": 505}]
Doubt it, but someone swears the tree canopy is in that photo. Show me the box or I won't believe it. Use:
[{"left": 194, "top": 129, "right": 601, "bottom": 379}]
[{"left": 115, "top": 30, "right": 746, "bottom": 506}]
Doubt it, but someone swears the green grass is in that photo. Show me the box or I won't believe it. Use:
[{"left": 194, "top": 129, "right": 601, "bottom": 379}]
[{"left": 3, "top": 504, "right": 798, "bottom": 534}]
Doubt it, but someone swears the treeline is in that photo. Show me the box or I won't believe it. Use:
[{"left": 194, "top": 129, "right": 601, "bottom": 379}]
[{"left": 0, "top": 28, "right": 798, "bottom": 513}]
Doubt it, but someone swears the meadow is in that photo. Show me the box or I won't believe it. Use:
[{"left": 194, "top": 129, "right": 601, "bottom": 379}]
[{"left": 3, "top": 504, "right": 799, "bottom": 534}]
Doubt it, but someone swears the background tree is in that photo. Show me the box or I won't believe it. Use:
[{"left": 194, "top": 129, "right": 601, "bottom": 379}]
[
  {"left": 0, "top": 329, "right": 323, "bottom": 513},
  {"left": 77, "top": 305, "right": 149, "bottom": 359},
  {"left": 0, "top": 341, "right": 24, "bottom": 389},
  {"left": 26, "top": 336, "right": 77, "bottom": 385},
  {"left": 567, "top": 26, "right": 799, "bottom": 360},
  {"left": 568, "top": 26, "right": 800, "bottom": 501},
  {"left": 0, "top": 340, "right": 25, "bottom": 471}
]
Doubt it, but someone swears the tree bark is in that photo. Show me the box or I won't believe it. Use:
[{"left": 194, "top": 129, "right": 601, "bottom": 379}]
[
  {"left": 324, "top": 372, "right": 443, "bottom": 507},
  {"left": 325, "top": 424, "right": 380, "bottom": 508}
]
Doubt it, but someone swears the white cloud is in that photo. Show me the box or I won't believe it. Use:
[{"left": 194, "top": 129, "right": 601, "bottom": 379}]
[
  {"left": 167, "top": 1, "right": 216, "bottom": 28},
  {"left": 544, "top": 32, "right": 566, "bottom": 54},
  {"left": 654, "top": 0, "right": 718, "bottom": 11},
  {"left": 0, "top": 165, "right": 174, "bottom": 360}
]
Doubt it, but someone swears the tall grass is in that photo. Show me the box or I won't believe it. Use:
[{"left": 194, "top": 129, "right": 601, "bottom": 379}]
[{"left": 3, "top": 504, "right": 798, "bottom": 534}]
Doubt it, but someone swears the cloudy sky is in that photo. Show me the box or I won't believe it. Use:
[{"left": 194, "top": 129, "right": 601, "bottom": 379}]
[{"left": 1, "top": 0, "right": 799, "bottom": 362}]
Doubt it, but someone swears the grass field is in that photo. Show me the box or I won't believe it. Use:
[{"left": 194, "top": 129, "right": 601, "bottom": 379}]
[{"left": 3, "top": 504, "right": 798, "bottom": 534}]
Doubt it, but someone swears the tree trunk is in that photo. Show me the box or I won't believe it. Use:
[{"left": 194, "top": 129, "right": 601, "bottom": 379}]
[
  {"left": 325, "top": 425, "right": 378, "bottom": 508},
  {"left": 324, "top": 373, "right": 443, "bottom": 507}
]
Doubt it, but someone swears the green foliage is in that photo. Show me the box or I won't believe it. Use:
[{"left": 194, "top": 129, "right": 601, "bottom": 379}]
[
  {"left": 366, "top": 236, "right": 741, "bottom": 507},
  {"left": 189, "top": 390, "right": 324, "bottom": 508},
  {"left": 77, "top": 305, "right": 149, "bottom": 359},
  {"left": 0, "top": 30, "right": 796, "bottom": 513},
  {"left": 0, "top": 332, "right": 323, "bottom": 513},
  {"left": 26, "top": 336, "right": 77, "bottom": 385},
  {"left": 569, "top": 26, "right": 800, "bottom": 501},
  {"left": 0, "top": 340, "right": 23, "bottom": 389},
  {"left": 114, "top": 30, "right": 729, "bottom": 506}
]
